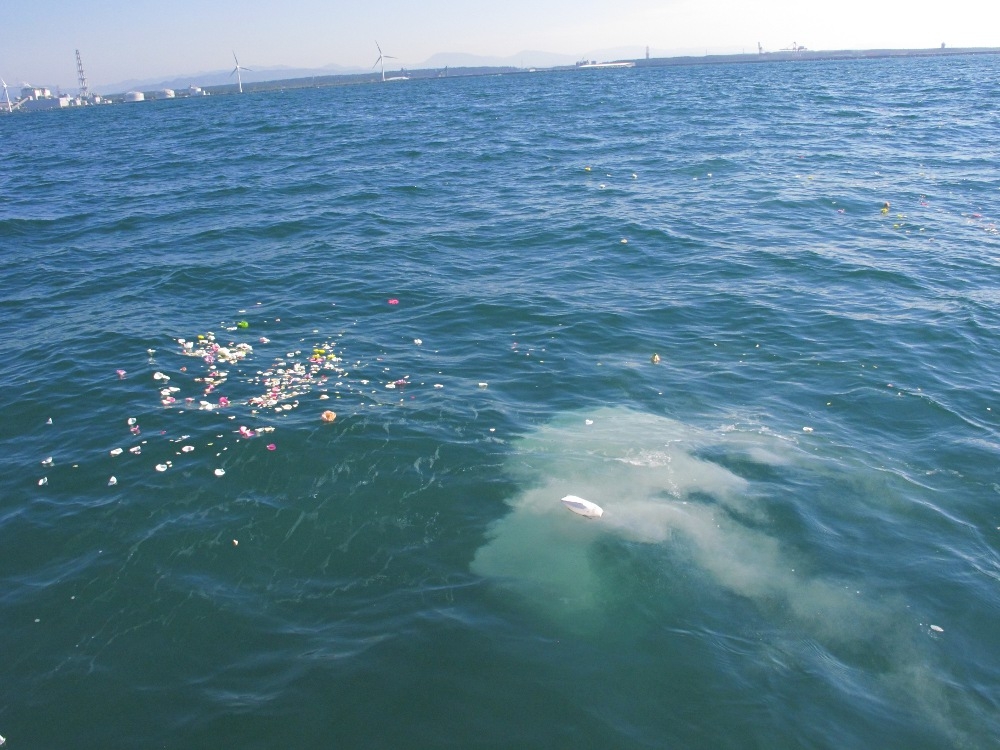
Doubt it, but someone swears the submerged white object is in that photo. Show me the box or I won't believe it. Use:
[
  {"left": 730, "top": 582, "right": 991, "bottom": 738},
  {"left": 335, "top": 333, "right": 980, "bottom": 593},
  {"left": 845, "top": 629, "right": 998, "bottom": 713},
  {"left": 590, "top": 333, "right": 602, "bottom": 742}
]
[{"left": 561, "top": 495, "right": 604, "bottom": 518}]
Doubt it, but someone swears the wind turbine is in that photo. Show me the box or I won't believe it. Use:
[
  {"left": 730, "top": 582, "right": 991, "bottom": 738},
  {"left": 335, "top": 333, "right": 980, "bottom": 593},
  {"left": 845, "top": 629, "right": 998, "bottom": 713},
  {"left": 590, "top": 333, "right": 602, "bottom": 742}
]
[
  {"left": 1, "top": 78, "right": 11, "bottom": 113},
  {"left": 231, "top": 51, "right": 251, "bottom": 93},
  {"left": 372, "top": 42, "right": 410, "bottom": 82},
  {"left": 372, "top": 41, "right": 396, "bottom": 83}
]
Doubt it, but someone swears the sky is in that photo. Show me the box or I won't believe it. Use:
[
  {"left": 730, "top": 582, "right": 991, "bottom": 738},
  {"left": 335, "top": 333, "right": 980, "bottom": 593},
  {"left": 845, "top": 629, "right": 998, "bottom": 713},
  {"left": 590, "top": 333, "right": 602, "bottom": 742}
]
[{"left": 2, "top": 0, "right": 997, "bottom": 89}]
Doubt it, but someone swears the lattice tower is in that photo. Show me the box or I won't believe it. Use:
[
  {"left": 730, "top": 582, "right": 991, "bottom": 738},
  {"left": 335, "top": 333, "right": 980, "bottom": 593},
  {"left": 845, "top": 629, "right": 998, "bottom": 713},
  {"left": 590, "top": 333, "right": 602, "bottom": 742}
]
[{"left": 75, "top": 49, "right": 89, "bottom": 98}]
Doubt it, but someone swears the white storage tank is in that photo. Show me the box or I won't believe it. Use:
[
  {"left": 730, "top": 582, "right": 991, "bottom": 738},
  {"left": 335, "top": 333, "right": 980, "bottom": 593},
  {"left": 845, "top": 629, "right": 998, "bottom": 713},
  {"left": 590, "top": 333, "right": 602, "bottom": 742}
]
[{"left": 124, "top": 91, "right": 145, "bottom": 102}]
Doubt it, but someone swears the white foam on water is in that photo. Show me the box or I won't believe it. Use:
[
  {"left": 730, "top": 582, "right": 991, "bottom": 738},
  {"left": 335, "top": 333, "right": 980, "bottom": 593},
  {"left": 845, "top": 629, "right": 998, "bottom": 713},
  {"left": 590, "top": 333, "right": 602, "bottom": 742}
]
[
  {"left": 472, "top": 407, "right": 794, "bottom": 612},
  {"left": 471, "top": 406, "right": 979, "bottom": 745}
]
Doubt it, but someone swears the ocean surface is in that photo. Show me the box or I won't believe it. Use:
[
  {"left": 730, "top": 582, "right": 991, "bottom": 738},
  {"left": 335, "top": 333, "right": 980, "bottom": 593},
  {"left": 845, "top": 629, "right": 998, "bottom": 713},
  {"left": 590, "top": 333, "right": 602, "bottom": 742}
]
[{"left": 2, "top": 54, "right": 999, "bottom": 749}]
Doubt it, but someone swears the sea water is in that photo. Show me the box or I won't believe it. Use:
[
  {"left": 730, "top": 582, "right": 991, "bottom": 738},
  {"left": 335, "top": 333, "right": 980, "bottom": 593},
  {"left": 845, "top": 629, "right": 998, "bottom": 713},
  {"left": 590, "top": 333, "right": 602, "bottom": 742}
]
[{"left": 1, "top": 54, "right": 999, "bottom": 749}]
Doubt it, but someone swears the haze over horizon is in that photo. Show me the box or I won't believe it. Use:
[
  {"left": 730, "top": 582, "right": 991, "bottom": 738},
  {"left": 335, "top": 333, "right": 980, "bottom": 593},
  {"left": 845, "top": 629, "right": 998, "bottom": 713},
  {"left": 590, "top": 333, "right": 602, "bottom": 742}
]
[{"left": 2, "top": 0, "right": 997, "bottom": 90}]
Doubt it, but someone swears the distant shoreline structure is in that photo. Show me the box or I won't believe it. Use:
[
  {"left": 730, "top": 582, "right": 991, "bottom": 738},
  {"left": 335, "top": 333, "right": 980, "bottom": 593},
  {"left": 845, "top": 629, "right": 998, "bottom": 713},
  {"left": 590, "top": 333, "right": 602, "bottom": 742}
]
[
  {"left": 637, "top": 44, "right": 1000, "bottom": 67},
  {"left": 576, "top": 60, "right": 636, "bottom": 69},
  {"left": 5, "top": 45, "right": 999, "bottom": 107}
]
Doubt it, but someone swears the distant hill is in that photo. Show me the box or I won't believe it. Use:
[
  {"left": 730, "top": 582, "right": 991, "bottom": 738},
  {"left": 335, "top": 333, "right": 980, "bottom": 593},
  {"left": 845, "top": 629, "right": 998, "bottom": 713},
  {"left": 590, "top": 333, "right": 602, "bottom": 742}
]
[
  {"left": 98, "top": 63, "right": 369, "bottom": 94},
  {"left": 418, "top": 51, "right": 577, "bottom": 69},
  {"left": 417, "top": 47, "right": 655, "bottom": 69}
]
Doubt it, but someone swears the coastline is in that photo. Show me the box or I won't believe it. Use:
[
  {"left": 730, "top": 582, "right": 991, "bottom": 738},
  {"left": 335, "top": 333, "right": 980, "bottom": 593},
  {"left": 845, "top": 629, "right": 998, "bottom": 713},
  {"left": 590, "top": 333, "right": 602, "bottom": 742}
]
[
  {"left": 6, "top": 45, "right": 999, "bottom": 104},
  {"left": 157, "top": 45, "right": 1000, "bottom": 97}
]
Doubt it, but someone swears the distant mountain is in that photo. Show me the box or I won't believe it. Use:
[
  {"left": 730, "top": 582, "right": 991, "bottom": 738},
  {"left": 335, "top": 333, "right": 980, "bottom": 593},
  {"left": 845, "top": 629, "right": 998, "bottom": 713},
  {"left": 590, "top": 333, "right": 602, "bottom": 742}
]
[
  {"left": 418, "top": 47, "right": 651, "bottom": 70},
  {"left": 97, "top": 63, "right": 369, "bottom": 93},
  {"left": 418, "top": 51, "right": 577, "bottom": 69}
]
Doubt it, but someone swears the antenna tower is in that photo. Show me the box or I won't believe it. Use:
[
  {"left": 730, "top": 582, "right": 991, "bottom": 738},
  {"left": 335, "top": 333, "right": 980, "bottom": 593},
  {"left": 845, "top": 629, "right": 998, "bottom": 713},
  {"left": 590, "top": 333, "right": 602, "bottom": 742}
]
[{"left": 75, "top": 49, "right": 89, "bottom": 98}]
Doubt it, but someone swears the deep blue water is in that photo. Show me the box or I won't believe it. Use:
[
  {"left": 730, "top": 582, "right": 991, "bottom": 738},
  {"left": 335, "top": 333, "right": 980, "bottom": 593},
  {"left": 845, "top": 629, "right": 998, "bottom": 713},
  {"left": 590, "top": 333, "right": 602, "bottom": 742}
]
[{"left": 2, "top": 54, "right": 999, "bottom": 749}]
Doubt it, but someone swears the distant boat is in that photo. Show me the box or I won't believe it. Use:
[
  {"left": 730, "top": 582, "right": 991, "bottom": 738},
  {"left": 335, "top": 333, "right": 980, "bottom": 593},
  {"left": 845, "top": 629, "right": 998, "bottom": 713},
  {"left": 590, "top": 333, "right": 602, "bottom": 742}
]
[{"left": 576, "top": 60, "right": 636, "bottom": 69}]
